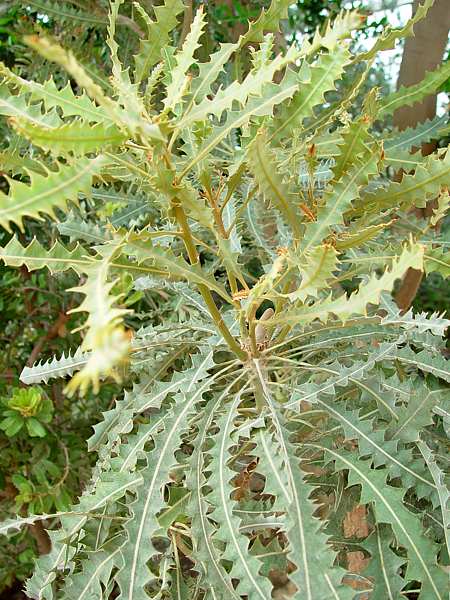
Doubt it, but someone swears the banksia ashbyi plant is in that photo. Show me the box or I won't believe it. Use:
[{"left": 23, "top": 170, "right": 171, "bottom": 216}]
[{"left": 0, "top": 0, "right": 449, "bottom": 598}]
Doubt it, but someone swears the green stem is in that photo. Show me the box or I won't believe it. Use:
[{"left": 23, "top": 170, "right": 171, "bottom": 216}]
[{"left": 173, "top": 203, "right": 246, "bottom": 360}]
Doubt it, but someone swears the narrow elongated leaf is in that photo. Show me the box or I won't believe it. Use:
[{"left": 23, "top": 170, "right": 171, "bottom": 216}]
[
  {"left": 26, "top": 0, "right": 110, "bottom": 26},
  {"left": 384, "top": 115, "right": 450, "bottom": 153},
  {"left": 359, "top": 150, "right": 450, "bottom": 215},
  {"left": 417, "top": 441, "right": 450, "bottom": 557},
  {"left": 89, "top": 352, "right": 214, "bottom": 472},
  {"left": 0, "top": 156, "right": 105, "bottom": 232},
  {"left": 335, "top": 221, "right": 391, "bottom": 251},
  {"left": 133, "top": 0, "right": 184, "bottom": 83},
  {"left": 116, "top": 375, "right": 215, "bottom": 600},
  {"left": 379, "top": 60, "right": 450, "bottom": 117},
  {"left": 332, "top": 92, "right": 377, "bottom": 180},
  {"left": 25, "top": 472, "right": 143, "bottom": 600},
  {"left": 252, "top": 361, "right": 350, "bottom": 599},
  {"left": 58, "top": 214, "right": 113, "bottom": 245},
  {"left": 20, "top": 347, "right": 89, "bottom": 385},
  {"left": 66, "top": 244, "right": 131, "bottom": 395},
  {"left": 187, "top": 42, "right": 239, "bottom": 106},
  {"left": 207, "top": 395, "right": 273, "bottom": 600},
  {"left": 317, "top": 397, "right": 435, "bottom": 491},
  {"left": 286, "top": 243, "right": 339, "bottom": 302},
  {"left": 0, "top": 236, "right": 89, "bottom": 275},
  {"left": 301, "top": 149, "right": 381, "bottom": 253},
  {"left": 269, "top": 242, "right": 423, "bottom": 326},
  {"left": 386, "top": 390, "right": 440, "bottom": 442},
  {"left": 356, "top": 0, "right": 434, "bottom": 63},
  {"left": 25, "top": 36, "right": 119, "bottom": 117},
  {"left": 11, "top": 119, "right": 127, "bottom": 156},
  {"left": 0, "top": 85, "right": 61, "bottom": 127},
  {"left": 362, "top": 525, "right": 405, "bottom": 600},
  {"left": 180, "top": 80, "right": 299, "bottom": 178},
  {"left": 124, "top": 240, "right": 233, "bottom": 304},
  {"left": 164, "top": 8, "right": 206, "bottom": 112},
  {"left": 326, "top": 448, "right": 446, "bottom": 599},
  {"left": 387, "top": 347, "right": 450, "bottom": 383},
  {"left": 0, "top": 63, "right": 110, "bottom": 122},
  {"left": 63, "top": 543, "right": 122, "bottom": 600},
  {"left": 187, "top": 384, "right": 244, "bottom": 600},
  {"left": 380, "top": 295, "right": 450, "bottom": 336},
  {"left": 270, "top": 46, "right": 351, "bottom": 141},
  {"left": 307, "top": 10, "right": 365, "bottom": 54},
  {"left": 178, "top": 44, "right": 300, "bottom": 128},
  {"left": 285, "top": 339, "right": 402, "bottom": 410},
  {"left": 107, "top": 0, "right": 146, "bottom": 122},
  {"left": 247, "top": 129, "right": 301, "bottom": 236},
  {"left": 241, "top": 0, "right": 291, "bottom": 44}
]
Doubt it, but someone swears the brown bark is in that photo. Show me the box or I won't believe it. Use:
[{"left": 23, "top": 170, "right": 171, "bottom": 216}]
[
  {"left": 393, "top": 0, "right": 450, "bottom": 312},
  {"left": 179, "top": 0, "right": 193, "bottom": 47},
  {"left": 28, "top": 521, "right": 51, "bottom": 555},
  {"left": 393, "top": 0, "right": 450, "bottom": 134}
]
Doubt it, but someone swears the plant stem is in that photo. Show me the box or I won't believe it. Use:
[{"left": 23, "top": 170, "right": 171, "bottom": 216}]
[
  {"left": 173, "top": 203, "right": 246, "bottom": 360},
  {"left": 247, "top": 302, "right": 260, "bottom": 358}
]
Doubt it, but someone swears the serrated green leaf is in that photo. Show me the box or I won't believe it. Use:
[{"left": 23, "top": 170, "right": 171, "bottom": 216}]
[
  {"left": 0, "top": 85, "right": 61, "bottom": 127},
  {"left": 187, "top": 382, "right": 244, "bottom": 600},
  {"left": 0, "top": 236, "right": 89, "bottom": 275},
  {"left": 301, "top": 148, "right": 381, "bottom": 253},
  {"left": 361, "top": 524, "right": 405, "bottom": 600},
  {"left": 0, "top": 63, "right": 110, "bottom": 123},
  {"left": 11, "top": 119, "right": 127, "bottom": 156},
  {"left": 252, "top": 361, "right": 351, "bottom": 599},
  {"left": 58, "top": 214, "right": 113, "bottom": 244},
  {"left": 123, "top": 239, "right": 233, "bottom": 304},
  {"left": 379, "top": 60, "right": 450, "bottom": 117},
  {"left": 307, "top": 10, "right": 365, "bottom": 54},
  {"left": 164, "top": 8, "right": 206, "bottom": 113},
  {"left": 424, "top": 247, "right": 450, "bottom": 278},
  {"left": 240, "top": 0, "right": 291, "bottom": 44},
  {"left": 316, "top": 396, "right": 435, "bottom": 491},
  {"left": 247, "top": 128, "right": 301, "bottom": 237},
  {"left": 359, "top": 151, "right": 450, "bottom": 215},
  {"left": 178, "top": 44, "right": 300, "bottom": 128},
  {"left": 206, "top": 393, "right": 273, "bottom": 600},
  {"left": 116, "top": 371, "right": 215, "bottom": 600},
  {"left": 270, "top": 46, "right": 351, "bottom": 142},
  {"left": 417, "top": 441, "right": 450, "bottom": 557},
  {"left": 180, "top": 79, "right": 299, "bottom": 178},
  {"left": 20, "top": 347, "right": 89, "bottom": 385},
  {"left": 107, "top": 0, "right": 146, "bottom": 123},
  {"left": 133, "top": 0, "right": 184, "bottom": 83},
  {"left": 25, "top": 473, "right": 143, "bottom": 600},
  {"left": 66, "top": 243, "right": 131, "bottom": 395},
  {"left": 269, "top": 242, "right": 423, "bottom": 326},
  {"left": 387, "top": 346, "right": 450, "bottom": 383},
  {"left": 286, "top": 243, "right": 339, "bottom": 302},
  {"left": 324, "top": 447, "right": 446, "bottom": 599},
  {"left": 0, "top": 155, "right": 105, "bottom": 232},
  {"left": 386, "top": 390, "right": 440, "bottom": 442},
  {"left": 355, "top": 0, "right": 434, "bottom": 63},
  {"left": 384, "top": 115, "right": 450, "bottom": 154}
]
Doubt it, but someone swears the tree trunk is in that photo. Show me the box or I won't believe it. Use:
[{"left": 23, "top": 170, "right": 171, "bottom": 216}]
[
  {"left": 393, "top": 0, "right": 450, "bottom": 134},
  {"left": 394, "top": 0, "right": 449, "bottom": 312}
]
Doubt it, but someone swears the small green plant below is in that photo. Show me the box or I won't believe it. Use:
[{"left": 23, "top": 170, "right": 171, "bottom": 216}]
[
  {"left": 0, "top": 1, "right": 448, "bottom": 599},
  {"left": 1, "top": 387, "right": 53, "bottom": 437}
]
